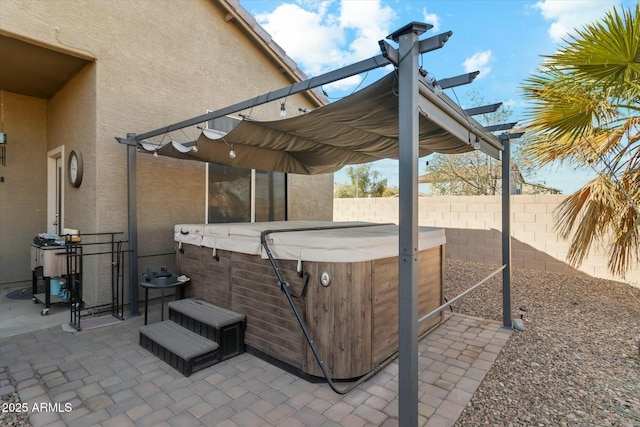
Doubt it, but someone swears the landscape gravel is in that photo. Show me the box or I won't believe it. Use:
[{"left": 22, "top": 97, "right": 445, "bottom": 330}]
[
  {"left": 1, "top": 260, "right": 638, "bottom": 426},
  {"left": 0, "top": 391, "right": 30, "bottom": 427},
  {"left": 447, "top": 259, "right": 640, "bottom": 427}
]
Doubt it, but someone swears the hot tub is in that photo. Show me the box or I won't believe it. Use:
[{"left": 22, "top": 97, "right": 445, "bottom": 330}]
[{"left": 174, "top": 221, "right": 445, "bottom": 379}]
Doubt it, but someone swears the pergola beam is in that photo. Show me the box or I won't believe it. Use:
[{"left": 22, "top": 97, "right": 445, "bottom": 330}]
[
  {"left": 465, "top": 102, "right": 502, "bottom": 116},
  {"left": 380, "top": 30, "right": 453, "bottom": 67},
  {"left": 418, "top": 84, "right": 502, "bottom": 159},
  {"left": 418, "top": 31, "right": 453, "bottom": 53},
  {"left": 500, "top": 132, "right": 525, "bottom": 140},
  {"left": 485, "top": 122, "right": 518, "bottom": 132},
  {"left": 437, "top": 71, "right": 480, "bottom": 89}
]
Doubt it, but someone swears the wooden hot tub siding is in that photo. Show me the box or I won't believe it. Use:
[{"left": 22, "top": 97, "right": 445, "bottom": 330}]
[{"left": 177, "top": 244, "right": 444, "bottom": 379}]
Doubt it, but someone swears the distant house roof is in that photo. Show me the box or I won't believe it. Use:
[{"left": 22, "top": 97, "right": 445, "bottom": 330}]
[
  {"left": 522, "top": 181, "right": 562, "bottom": 194},
  {"left": 215, "top": 0, "right": 327, "bottom": 108}
]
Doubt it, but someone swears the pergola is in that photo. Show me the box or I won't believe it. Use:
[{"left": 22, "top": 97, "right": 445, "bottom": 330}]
[{"left": 117, "top": 22, "right": 517, "bottom": 427}]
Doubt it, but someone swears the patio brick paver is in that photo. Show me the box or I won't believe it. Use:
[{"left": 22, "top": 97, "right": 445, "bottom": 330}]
[{"left": 0, "top": 313, "right": 511, "bottom": 426}]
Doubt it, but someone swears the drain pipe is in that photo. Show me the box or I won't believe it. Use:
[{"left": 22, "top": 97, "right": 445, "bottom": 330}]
[{"left": 260, "top": 224, "right": 395, "bottom": 394}]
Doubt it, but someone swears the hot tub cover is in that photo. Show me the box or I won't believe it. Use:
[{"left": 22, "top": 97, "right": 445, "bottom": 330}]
[
  {"left": 174, "top": 224, "right": 205, "bottom": 246},
  {"left": 175, "top": 221, "right": 445, "bottom": 263}
]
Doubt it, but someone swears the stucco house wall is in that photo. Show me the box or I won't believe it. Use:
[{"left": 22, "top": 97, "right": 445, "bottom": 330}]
[
  {"left": 0, "top": 93, "right": 48, "bottom": 281},
  {"left": 0, "top": 0, "right": 333, "bottom": 307}
]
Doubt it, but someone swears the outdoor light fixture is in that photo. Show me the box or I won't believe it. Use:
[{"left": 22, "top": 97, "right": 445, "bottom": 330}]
[
  {"left": 153, "top": 150, "right": 158, "bottom": 158},
  {"left": 229, "top": 144, "right": 236, "bottom": 159},
  {"left": 238, "top": 113, "right": 261, "bottom": 121},
  {"left": 472, "top": 135, "right": 481, "bottom": 150},
  {"left": 280, "top": 102, "right": 286, "bottom": 119},
  {"left": 519, "top": 305, "right": 527, "bottom": 319},
  {"left": 192, "top": 143, "right": 198, "bottom": 153},
  {"left": 0, "top": 88, "right": 6, "bottom": 167},
  {"left": 432, "top": 81, "right": 443, "bottom": 95},
  {"left": 513, "top": 305, "right": 527, "bottom": 331},
  {"left": 421, "top": 73, "right": 443, "bottom": 96},
  {"left": 0, "top": 132, "right": 6, "bottom": 167}
]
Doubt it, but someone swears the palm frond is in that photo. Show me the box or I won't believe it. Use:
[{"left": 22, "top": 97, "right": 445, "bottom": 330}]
[
  {"left": 586, "top": 117, "right": 640, "bottom": 168},
  {"left": 521, "top": 71, "right": 620, "bottom": 165},
  {"left": 555, "top": 174, "right": 639, "bottom": 276},
  {"left": 523, "top": 4, "right": 639, "bottom": 277},
  {"left": 607, "top": 172, "right": 640, "bottom": 277},
  {"left": 544, "top": 4, "right": 640, "bottom": 93}
]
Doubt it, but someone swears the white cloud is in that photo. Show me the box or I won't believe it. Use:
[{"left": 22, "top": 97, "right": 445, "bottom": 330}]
[
  {"left": 462, "top": 50, "right": 492, "bottom": 79},
  {"left": 502, "top": 99, "right": 517, "bottom": 109},
  {"left": 533, "top": 0, "right": 620, "bottom": 42},
  {"left": 339, "top": 0, "right": 396, "bottom": 61},
  {"left": 422, "top": 7, "right": 440, "bottom": 32},
  {"left": 255, "top": 0, "right": 396, "bottom": 79},
  {"left": 323, "top": 75, "right": 364, "bottom": 93},
  {"left": 255, "top": 3, "right": 343, "bottom": 76}
]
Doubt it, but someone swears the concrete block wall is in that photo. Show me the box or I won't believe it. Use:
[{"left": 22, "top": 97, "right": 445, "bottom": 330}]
[{"left": 334, "top": 195, "right": 639, "bottom": 286}]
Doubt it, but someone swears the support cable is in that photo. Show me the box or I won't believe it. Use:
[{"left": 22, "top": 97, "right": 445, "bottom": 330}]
[{"left": 418, "top": 264, "right": 506, "bottom": 325}]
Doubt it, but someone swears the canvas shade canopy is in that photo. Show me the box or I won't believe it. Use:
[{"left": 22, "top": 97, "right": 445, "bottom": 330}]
[{"left": 140, "top": 72, "right": 503, "bottom": 172}]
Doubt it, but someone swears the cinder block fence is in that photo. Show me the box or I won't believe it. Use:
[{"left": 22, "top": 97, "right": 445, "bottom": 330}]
[{"left": 333, "top": 195, "right": 639, "bottom": 286}]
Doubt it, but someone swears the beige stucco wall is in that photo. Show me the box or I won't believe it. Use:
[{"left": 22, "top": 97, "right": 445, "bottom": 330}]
[
  {"left": 334, "top": 195, "right": 640, "bottom": 286},
  {"left": 0, "top": 92, "right": 48, "bottom": 283},
  {"left": 46, "top": 63, "right": 101, "bottom": 302},
  {"left": 0, "top": 0, "right": 332, "bottom": 307},
  {"left": 288, "top": 174, "right": 334, "bottom": 221}
]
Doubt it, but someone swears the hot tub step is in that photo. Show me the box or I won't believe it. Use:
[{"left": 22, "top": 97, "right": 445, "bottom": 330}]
[
  {"left": 168, "top": 298, "right": 246, "bottom": 362},
  {"left": 139, "top": 320, "right": 219, "bottom": 376}
]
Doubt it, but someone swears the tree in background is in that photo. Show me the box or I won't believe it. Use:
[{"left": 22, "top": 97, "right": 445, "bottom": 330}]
[
  {"left": 423, "top": 151, "right": 501, "bottom": 195},
  {"left": 423, "top": 90, "right": 531, "bottom": 195},
  {"left": 335, "top": 164, "right": 389, "bottom": 198},
  {"left": 521, "top": 4, "right": 639, "bottom": 277}
]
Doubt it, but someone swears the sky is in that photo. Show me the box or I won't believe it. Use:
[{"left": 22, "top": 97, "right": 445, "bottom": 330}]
[{"left": 239, "top": 0, "right": 635, "bottom": 194}]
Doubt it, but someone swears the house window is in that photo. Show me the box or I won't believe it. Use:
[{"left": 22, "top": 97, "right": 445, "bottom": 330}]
[
  {"left": 254, "top": 170, "right": 286, "bottom": 222},
  {"left": 207, "top": 164, "right": 286, "bottom": 223},
  {"left": 515, "top": 183, "right": 522, "bottom": 195}
]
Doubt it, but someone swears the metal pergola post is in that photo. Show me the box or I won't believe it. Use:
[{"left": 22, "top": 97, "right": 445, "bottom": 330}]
[
  {"left": 126, "top": 134, "right": 139, "bottom": 316},
  {"left": 392, "top": 22, "right": 430, "bottom": 427},
  {"left": 501, "top": 136, "right": 512, "bottom": 328}
]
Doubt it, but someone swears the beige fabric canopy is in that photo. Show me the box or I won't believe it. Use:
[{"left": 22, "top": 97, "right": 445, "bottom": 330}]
[{"left": 142, "top": 72, "right": 502, "bottom": 174}]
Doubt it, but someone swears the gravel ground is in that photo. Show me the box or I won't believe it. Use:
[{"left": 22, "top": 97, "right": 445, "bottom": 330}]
[
  {"left": 2, "top": 260, "right": 639, "bottom": 426},
  {"left": 447, "top": 259, "right": 640, "bottom": 427},
  {"left": 0, "top": 391, "right": 30, "bottom": 427}
]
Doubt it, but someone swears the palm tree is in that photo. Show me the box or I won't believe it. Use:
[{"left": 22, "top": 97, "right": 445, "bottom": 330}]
[{"left": 520, "top": 4, "right": 640, "bottom": 277}]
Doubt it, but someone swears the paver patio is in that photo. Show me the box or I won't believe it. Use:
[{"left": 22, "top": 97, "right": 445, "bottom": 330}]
[{"left": 0, "top": 313, "right": 511, "bottom": 427}]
